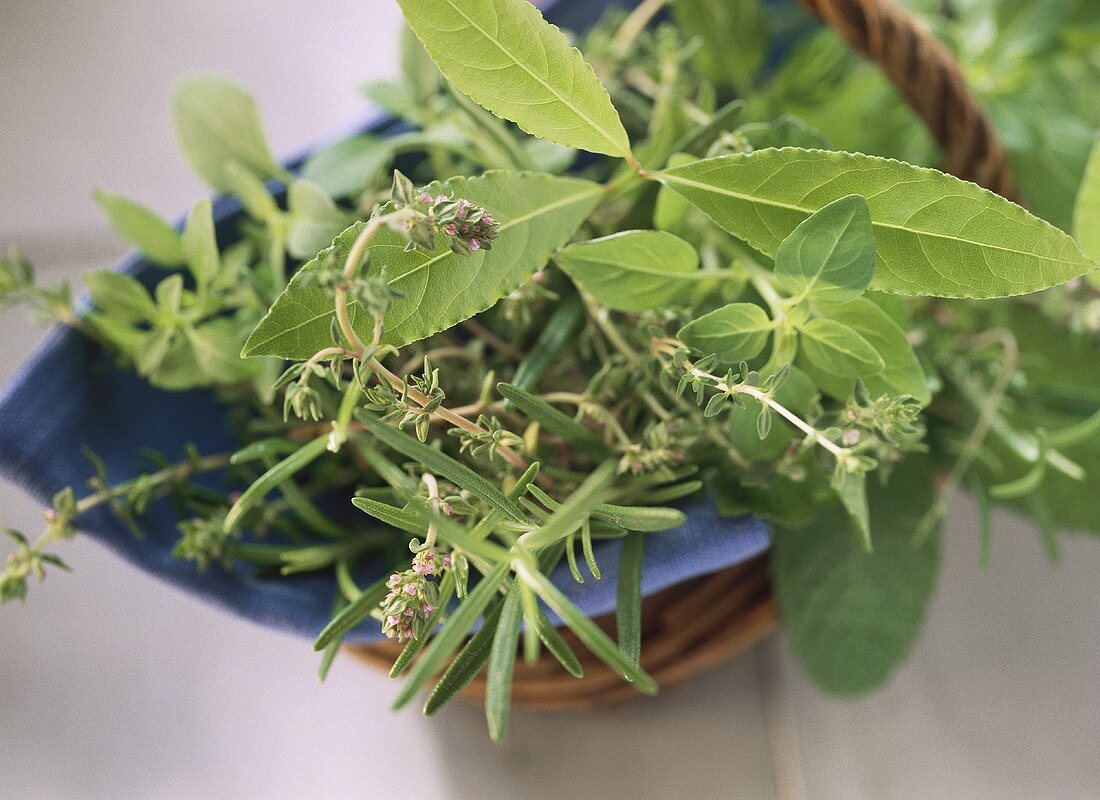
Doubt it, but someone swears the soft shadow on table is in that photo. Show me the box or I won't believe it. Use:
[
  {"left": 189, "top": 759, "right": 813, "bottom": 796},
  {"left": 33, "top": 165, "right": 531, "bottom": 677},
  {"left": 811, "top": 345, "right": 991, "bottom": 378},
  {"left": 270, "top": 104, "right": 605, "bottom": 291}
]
[{"left": 425, "top": 652, "right": 778, "bottom": 800}]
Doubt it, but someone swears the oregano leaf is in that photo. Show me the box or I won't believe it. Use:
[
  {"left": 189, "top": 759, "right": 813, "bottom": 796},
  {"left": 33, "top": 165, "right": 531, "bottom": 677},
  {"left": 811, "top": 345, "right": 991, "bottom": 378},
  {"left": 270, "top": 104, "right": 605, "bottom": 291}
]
[
  {"left": 659, "top": 148, "right": 1095, "bottom": 298},
  {"left": 397, "top": 0, "right": 632, "bottom": 160},
  {"left": 677, "top": 302, "right": 773, "bottom": 362},
  {"left": 180, "top": 199, "right": 220, "bottom": 287},
  {"left": 800, "top": 298, "right": 930, "bottom": 404},
  {"left": 557, "top": 230, "right": 716, "bottom": 312},
  {"left": 775, "top": 194, "right": 875, "bottom": 306},
  {"left": 92, "top": 190, "right": 184, "bottom": 266},
  {"left": 799, "top": 317, "right": 884, "bottom": 377},
  {"left": 172, "top": 75, "right": 285, "bottom": 192}
]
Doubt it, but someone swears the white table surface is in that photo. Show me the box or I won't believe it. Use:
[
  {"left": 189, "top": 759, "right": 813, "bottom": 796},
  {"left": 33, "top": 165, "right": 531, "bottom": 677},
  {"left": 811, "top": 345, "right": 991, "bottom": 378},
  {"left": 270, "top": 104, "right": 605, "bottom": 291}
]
[{"left": 2, "top": 3, "right": 1098, "bottom": 798}]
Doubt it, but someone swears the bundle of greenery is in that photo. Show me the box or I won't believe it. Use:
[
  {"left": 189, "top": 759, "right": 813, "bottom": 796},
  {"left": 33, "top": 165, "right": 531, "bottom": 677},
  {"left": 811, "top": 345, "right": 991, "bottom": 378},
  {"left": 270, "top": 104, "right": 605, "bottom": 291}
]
[{"left": 3, "top": 0, "right": 1100, "bottom": 739}]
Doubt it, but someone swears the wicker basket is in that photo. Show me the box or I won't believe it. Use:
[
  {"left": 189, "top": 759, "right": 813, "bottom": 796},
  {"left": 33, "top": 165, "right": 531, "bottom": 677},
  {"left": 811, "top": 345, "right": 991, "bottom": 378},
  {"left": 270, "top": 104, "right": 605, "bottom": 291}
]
[{"left": 351, "top": 0, "right": 1015, "bottom": 709}]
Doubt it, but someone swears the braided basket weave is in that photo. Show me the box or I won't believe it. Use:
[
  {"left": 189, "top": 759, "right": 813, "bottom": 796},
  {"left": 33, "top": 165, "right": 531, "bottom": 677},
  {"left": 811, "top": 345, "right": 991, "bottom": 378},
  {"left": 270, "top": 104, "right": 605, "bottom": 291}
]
[{"left": 351, "top": 0, "right": 1015, "bottom": 709}]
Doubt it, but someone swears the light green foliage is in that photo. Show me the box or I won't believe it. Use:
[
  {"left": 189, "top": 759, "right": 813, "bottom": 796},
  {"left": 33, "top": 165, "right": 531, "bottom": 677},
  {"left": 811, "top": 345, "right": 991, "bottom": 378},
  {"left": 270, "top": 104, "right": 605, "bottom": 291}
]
[
  {"left": 1073, "top": 137, "right": 1100, "bottom": 261},
  {"left": 661, "top": 148, "right": 1094, "bottom": 298},
  {"left": 670, "top": 0, "right": 765, "bottom": 92},
  {"left": 285, "top": 180, "right": 351, "bottom": 260},
  {"left": 775, "top": 195, "right": 875, "bottom": 306},
  {"left": 93, "top": 191, "right": 184, "bottom": 266},
  {"left": 678, "top": 303, "right": 773, "bottom": 362},
  {"left": 556, "top": 230, "right": 711, "bottom": 312},
  {"left": 244, "top": 172, "right": 600, "bottom": 358},
  {"left": 801, "top": 299, "right": 930, "bottom": 404},
  {"left": 397, "top": 0, "right": 632, "bottom": 159},
  {"left": 172, "top": 75, "right": 286, "bottom": 191},
  {"left": 771, "top": 457, "right": 941, "bottom": 693},
  {"left": 799, "top": 317, "right": 884, "bottom": 378},
  {"left": 8, "top": 0, "right": 1100, "bottom": 741}
]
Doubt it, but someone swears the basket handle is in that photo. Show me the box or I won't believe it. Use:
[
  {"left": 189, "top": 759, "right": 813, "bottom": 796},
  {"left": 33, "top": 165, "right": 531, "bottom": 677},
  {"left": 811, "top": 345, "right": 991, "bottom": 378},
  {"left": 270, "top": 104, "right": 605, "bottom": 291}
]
[{"left": 799, "top": 0, "right": 1016, "bottom": 198}]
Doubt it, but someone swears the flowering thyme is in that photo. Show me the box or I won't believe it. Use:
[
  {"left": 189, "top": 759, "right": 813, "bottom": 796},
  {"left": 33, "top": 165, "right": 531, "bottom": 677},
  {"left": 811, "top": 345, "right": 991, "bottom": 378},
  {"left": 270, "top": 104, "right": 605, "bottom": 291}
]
[
  {"left": 380, "top": 549, "right": 450, "bottom": 642},
  {"left": 391, "top": 171, "right": 500, "bottom": 255}
]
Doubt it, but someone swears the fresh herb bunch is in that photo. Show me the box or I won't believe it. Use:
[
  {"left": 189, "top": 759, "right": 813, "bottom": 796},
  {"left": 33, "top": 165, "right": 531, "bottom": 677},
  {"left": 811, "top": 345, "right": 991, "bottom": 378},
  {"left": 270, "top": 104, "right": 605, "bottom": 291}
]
[{"left": 4, "top": 0, "right": 1100, "bottom": 737}]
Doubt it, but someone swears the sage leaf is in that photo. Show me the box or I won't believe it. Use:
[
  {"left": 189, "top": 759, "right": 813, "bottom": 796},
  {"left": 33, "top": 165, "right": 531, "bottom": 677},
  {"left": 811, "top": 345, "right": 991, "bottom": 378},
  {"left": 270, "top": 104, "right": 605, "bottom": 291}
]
[
  {"left": 771, "top": 456, "right": 940, "bottom": 694},
  {"left": 678, "top": 302, "right": 773, "bottom": 362},
  {"left": 833, "top": 469, "right": 870, "bottom": 551},
  {"left": 775, "top": 194, "right": 875, "bottom": 306},
  {"left": 659, "top": 148, "right": 1095, "bottom": 298},
  {"left": 397, "top": 0, "right": 632, "bottom": 159},
  {"left": 800, "top": 298, "right": 930, "bottom": 404},
  {"left": 172, "top": 76, "right": 285, "bottom": 192},
  {"left": 92, "top": 190, "right": 184, "bottom": 266},
  {"left": 557, "top": 230, "right": 716, "bottom": 312},
  {"left": 799, "top": 317, "right": 885, "bottom": 377},
  {"left": 243, "top": 172, "right": 601, "bottom": 359},
  {"left": 1073, "top": 137, "right": 1100, "bottom": 262}
]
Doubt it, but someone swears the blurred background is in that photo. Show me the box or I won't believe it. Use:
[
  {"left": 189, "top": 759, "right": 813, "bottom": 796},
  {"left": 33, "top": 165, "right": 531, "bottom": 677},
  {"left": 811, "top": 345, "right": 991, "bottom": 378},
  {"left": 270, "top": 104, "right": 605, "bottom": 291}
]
[{"left": 2, "top": 1, "right": 1099, "bottom": 798}]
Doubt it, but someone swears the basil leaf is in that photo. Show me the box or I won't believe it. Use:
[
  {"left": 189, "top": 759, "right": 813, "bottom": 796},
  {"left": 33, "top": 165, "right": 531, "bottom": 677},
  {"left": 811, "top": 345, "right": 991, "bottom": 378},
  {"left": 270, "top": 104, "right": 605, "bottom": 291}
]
[
  {"left": 775, "top": 194, "right": 874, "bottom": 307},
  {"left": 659, "top": 148, "right": 1095, "bottom": 298},
  {"left": 799, "top": 317, "right": 884, "bottom": 377},
  {"left": 92, "top": 190, "right": 184, "bottom": 266},
  {"left": 678, "top": 302, "right": 773, "bottom": 362},
  {"left": 243, "top": 172, "right": 601, "bottom": 359},
  {"left": 800, "top": 298, "right": 930, "bottom": 404},
  {"left": 397, "top": 0, "right": 631, "bottom": 159},
  {"left": 557, "top": 230, "right": 716, "bottom": 312},
  {"left": 771, "top": 456, "right": 940, "bottom": 694},
  {"left": 172, "top": 76, "right": 284, "bottom": 192}
]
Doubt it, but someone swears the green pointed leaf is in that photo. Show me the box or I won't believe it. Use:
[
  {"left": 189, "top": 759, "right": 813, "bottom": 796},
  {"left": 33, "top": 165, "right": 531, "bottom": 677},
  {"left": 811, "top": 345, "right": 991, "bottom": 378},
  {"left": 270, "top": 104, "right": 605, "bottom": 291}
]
[
  {"left": 243, "top": 172, "right": 601, "bottom": 359},
  {"left": 486, "top": 588, "right": 522, "bottom": 740},
  {"left": 833, "top": 469, "right": 870, "bottom": 551},
  {"left": 312, "top": 575, "right": 392, "bottom": 651},
  {"left": 172, "top": 76, "right": 284, "bottom": 192},
  {"left": 224, "top": 434, "right": 330, "bottom": 533},
  {"left": 775, "top": 194, "right": 874, "bottom": 306},
  {"left": 771, "top": 456, "right": 940, "bottom": 694},
  {"left": 83, "top": 271, "right": 157, "bottom": 324},
  {"left": 678, "top": 302, "right": 773, "bottom": 362},
  {"left": 181, "top": 199, "right": 220, "bottom": 286},
  {"left": 286, "top": 180, "right": 351, "bottom": 259},
  {"left": 616, "top": 533, "right": 645, "bottom": 665},
  {"left": 496, "top": 382, "right": 609, "bottom": 459},
  {"left": 397, "top": 0, "right": 631, "bottom": 159},
  {"left": 659, "top": 148, "right": 1095, "bottom": 298},
  {"left": 92, "top": 190, "right": 184, "bottom": 266},
  {"left": 354, "top": 410, "right": 525, "bottom": 524},
  {"left": 185, "top": 319, "right": 257, "bottom": 384},
  {"left": 514, "top": 554, "right": 657, "bottom": 694},
  {"left": 800, "top": 298, "right": 930, "bottom": 404},
  {"left": 799, "top": 317, "right": 884, "bottom": 377},
  {"left": 557, "top": 230, "right": 716, "bottom": 312},
  {"left": 1073, "top": 137, "right": 1100, "bottom": 262},
  {"left": 423, "top": 601, "right": 505, "bottom": 715}
]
